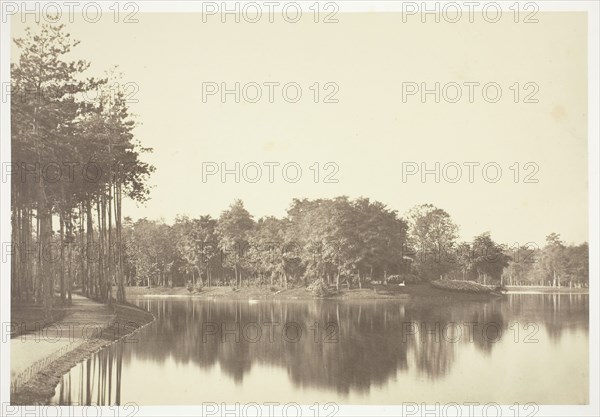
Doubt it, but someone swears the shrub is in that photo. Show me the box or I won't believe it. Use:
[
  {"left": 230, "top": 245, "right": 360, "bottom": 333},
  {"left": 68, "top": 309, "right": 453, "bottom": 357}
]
[
  {"left": 386, "top": 273, "right": 420, "bottom": 284},
  {"left": 400, "top": 273, "right": 421, "bottom": 284},
  {"left": 187, "top": 282, "right": 203, "bottom": 293},
  {"left": 307, "top": 279, "right": 330, "bottom": 297},
  {"left": 431, "top": 279, "right": 492, "bottom": 294}
]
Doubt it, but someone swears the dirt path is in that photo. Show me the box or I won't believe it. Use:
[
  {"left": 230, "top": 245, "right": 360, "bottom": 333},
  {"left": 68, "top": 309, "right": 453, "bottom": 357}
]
[
  {"left": 11, "top": 295, "right": 155, "bottom": 405},
  {"left": 11, "top": 294, "right": 115, "bottom": 392}
]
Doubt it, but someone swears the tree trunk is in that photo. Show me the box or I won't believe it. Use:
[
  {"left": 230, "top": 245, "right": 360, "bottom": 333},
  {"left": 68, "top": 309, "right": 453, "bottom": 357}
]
[
  {"left": 67, "top": 234, "right": 72, "bottom": 302},
  {"left": 115, "top": 182, "right": 125, "bottom": 303},
  {"left": 97, "top": 198, "right": 105, "bottom": 301},
  {"left": 86, "top": 199, "right": 94, "bottom": 298},
  {"left": 35, "top": 207, "right": 42, "bottom": 303},
  {"left": 38, "top": 203, "right": 53, "bottom": 315},
  {"left": 80, "top": 203, "right": 87, "bottom": 296},
  {"left": 59, "top": 211, "right": 66, "bottom": 303},
  {"left": 107, "top": 187, "right": 113, "bottom": 304},
  {"left": 11, "top": 200, "right": 20, "bottom": 300}
]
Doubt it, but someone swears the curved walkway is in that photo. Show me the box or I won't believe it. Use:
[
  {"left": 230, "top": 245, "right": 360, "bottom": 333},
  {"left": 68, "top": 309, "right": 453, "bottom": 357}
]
[{"left": 11, "top": 294, "right": 115, "bottom": 393}]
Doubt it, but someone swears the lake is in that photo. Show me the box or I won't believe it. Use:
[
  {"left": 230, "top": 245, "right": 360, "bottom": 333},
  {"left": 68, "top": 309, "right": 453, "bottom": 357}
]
[{"left": 51, "top": 294, "right": 589, "bottom": 405}]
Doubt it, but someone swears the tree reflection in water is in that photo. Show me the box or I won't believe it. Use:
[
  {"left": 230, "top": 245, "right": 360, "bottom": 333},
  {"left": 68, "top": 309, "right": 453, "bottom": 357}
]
[{"left": 51, "top": 294, "right": 588, "bottom": 405}]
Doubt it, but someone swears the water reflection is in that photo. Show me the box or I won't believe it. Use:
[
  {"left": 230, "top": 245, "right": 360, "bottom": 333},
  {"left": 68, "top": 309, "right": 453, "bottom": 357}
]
[
  {"left": 55, "top": 341, "right": 123, "bottom": 405},
  {"left": 52, "top": 294, "right": 588, "bottom": 405}
]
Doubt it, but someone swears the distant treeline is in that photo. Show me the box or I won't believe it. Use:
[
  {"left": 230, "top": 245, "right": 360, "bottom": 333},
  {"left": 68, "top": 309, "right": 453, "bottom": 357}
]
[{"left": 119, "top": 199, "right": 589, "bottom": 290}]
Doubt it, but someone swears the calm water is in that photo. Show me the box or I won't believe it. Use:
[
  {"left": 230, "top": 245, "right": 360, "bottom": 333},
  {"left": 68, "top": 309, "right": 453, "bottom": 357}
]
[{"left": 51, "top": 294, "right": 588, "bottom": 405}]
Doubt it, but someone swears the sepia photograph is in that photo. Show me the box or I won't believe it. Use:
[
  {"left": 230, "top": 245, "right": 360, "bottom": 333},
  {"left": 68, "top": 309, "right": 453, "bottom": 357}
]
[{"left": 0, "top": 1, "right": 598, "bottom": 416}]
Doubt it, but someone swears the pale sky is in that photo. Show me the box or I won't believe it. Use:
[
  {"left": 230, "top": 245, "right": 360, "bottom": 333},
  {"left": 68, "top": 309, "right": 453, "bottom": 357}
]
[{"left": 11, "top": 12, "right": 588, "bottom": 246}]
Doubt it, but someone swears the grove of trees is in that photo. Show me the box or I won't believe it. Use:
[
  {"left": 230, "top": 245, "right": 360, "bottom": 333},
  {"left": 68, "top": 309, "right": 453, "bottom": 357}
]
[
  {"left": 10, "top": 24, "right": 154, "bottom": 313},
  {"left": 120, "top": 200, "right": 589, "bottom": 290},
  {"left": 502, "top": 234, "right": 589, "bottom": 288},
  {"left": 123, "top": 198, "right": 410, "bottom": 291}
]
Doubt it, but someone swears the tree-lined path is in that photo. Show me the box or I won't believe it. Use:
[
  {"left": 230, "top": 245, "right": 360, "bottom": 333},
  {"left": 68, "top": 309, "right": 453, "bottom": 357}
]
[{"left": 11, "top": 294, "right": 115, "bottom": 392}]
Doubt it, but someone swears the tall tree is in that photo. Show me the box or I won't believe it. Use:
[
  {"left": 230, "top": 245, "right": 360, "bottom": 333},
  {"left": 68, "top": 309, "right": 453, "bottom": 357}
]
[
  {"left": 215, "top": 200, "right": 255, "bottom": 286},
  {"left": 470, "top": 232, "right": 511, "bottom": 285},
  {"left": 406, "top": 204, "right": 459, "bottom": 280},
  {"left": 12, "top": 24, "right": 90, "bottom": 311}
]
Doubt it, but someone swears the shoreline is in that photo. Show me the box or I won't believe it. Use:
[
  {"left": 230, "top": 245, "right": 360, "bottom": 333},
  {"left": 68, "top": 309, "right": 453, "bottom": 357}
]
[
  {"left": 11, "top": 283, "right": 587, "bottom": 405},
  {"left": 126, "top": 283, "right": 521, "bottom": 302},
  {"left": 11, "top": 300, "right": 155, "bottom": 405},
  {"left": 504, "top": 286, "right": 589, "bottom": 294},
  {"left": 125, "top": 283, "right": 589, "bottom": 304}
]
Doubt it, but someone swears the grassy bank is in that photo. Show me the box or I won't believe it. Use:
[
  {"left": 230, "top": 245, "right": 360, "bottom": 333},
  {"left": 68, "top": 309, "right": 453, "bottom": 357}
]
[
  {"left": 11, "top": 300, "right": 155, "bottom": 405},
  {"left": 126, "top": 282, "right": 499, "bottom": 302},
  {"left": 431, "top": 279, "right": 496, "bottom": 294},
  {"left": 126, "top": 284, "right": 412, "bottom": 300},
  {"left": 11, "top": 300, "right": 67, "bottom": 338}
]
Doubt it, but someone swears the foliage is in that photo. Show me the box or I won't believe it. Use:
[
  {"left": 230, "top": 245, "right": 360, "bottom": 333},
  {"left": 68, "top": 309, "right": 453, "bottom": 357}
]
[
  {"left": 386, "top": 273, "right": 420, "bottom": 284},
  {"left": 119, "top": 201, "right": 589, "bottom": 290},
  {"left": 10, "top": 24, "right": 153, "bottom": 307},
  {"left": 186, "top": 281, "right": 203, "bottom": 294},
  {"left": 405, "top": 204, "right": 459, "bottom": 281},
  {"left": 502, "top": 234, "right": 588, "bottom": 287},
  {"left": 307, "top": 279, "right": 331, "bottom": 297}
]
